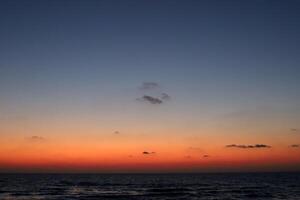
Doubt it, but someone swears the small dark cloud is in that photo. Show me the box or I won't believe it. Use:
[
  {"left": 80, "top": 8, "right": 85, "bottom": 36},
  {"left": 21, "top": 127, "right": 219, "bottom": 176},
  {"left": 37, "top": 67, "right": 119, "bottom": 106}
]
[
  {"left": 290, "top": 144, "right": 299, "bottom": 148},
  {"left": 161, "top": 93, "right": 171, "bottom": 100},
  {"left": 137, "top": 95, "right": 163, "bottom": 105},
  {"left": 31, "top": 136, "right": 44, "bottom": 140},
  {"left": 27, "top": 136, "right": 44, "bottom": 141},
  {"left": 203, "top": 155, "right": 210, "bottom": 158},
  {"left": 114, "top": 131, "right": 120, "bottom": 134},
  {"left": 142, "top": 151, "right": 156, "bottom": 155},
  {"left": 290, "top": 128, "right": 299, "bottom": 132},
  {"left": 139, "top": 82, "right": 160, "bottom": 90},
  {"left": 226, "top": 144, "right": 271, "bottom": 149}
]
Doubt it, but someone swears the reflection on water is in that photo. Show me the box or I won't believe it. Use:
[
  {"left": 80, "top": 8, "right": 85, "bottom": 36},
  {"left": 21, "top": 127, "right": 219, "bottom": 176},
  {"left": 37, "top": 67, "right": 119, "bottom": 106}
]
[{"left": 0, "top": 173, "right": 299, "bottom": 199}]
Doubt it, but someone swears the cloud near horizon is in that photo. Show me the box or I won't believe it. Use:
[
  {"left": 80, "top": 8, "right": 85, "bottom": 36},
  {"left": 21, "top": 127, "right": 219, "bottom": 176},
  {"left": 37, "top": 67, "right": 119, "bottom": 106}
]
[
  {"left": 27, "top": 136, "right": 45, "bottom": 141},
  {"left": 290, "top": 144, "right": 299, "bottom": 148},
  {"left": 142, "top": 151, "right": 156, "bottom": 155},
  {"left": 226, "top": 144, "right": 271, "bottom": 149}
]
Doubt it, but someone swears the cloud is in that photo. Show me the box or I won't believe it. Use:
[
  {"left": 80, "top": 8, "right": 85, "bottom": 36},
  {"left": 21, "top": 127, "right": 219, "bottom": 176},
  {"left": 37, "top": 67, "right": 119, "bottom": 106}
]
[
  {"left": 114, "top": 131, "right": 120, "bottom": 134},
  {"left": 139, "top": 82, "right": 160, "bottom": 90},
  {"left": 142, "top": 151, "right": 156, "bottom": 155},
  {"left": 137, "top": 95, "right": 163, "bottom": 105},
  {"left": 26, "top": 136, "right": 45, "bottom": 142},
  {"left": 290, "top": 144, "right": 299, "bottom": 148},
  {"left": 226, "top": 144, "right": 271, "bottom": 149},
  {"left": 161, "top": 93, "right": 171, "bottom": 100},
  {"left": 203, "top": 155, "right": 210, "bottom": 158},
  {"left": 31, "top": 136, "right": 44, "bottom": 140},
  {"left": 136, "top": 82, "right": 171, "bottom": 105},
  {"left": 290, "top": 128, "right": 299, "bottom": 132}
]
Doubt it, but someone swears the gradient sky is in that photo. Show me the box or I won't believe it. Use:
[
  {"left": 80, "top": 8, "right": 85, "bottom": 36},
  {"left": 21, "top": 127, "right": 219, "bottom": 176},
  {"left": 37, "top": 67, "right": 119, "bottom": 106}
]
[{"left": 0, "top": 0, "right": 300, "bottom": 173}]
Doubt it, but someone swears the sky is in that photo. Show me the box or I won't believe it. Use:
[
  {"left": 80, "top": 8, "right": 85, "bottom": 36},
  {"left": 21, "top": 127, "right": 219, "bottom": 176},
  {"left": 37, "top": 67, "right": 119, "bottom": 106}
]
[{"left": 0, "top": 0, "right": 300, "bottom": 173}]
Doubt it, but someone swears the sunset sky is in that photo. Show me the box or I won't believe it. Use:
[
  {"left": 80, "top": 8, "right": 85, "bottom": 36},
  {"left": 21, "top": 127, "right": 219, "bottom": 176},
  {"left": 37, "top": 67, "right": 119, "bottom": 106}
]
[{"left": 0, "top": 0, "right": 300, "bottom": 173}]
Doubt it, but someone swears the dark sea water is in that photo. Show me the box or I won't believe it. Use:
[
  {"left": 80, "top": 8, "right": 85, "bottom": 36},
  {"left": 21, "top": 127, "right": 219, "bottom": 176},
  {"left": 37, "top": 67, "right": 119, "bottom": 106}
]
[{"left": 0, "top": 173, "right": 299, "bottom": 200}]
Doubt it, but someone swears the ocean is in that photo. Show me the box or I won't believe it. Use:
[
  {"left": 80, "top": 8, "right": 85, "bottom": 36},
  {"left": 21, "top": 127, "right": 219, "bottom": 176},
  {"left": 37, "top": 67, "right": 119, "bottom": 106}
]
[{"left": 0, "top": 173, "right": 299, "bottom": 199}]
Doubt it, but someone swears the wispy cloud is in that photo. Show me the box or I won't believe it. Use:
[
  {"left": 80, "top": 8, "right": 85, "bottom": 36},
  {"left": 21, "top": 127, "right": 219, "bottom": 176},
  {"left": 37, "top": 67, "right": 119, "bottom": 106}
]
[
  {"left": 142, "top": 151, "right": 156, "bottom": 155},
  {"left": 139, "top": 82, "right": 160, "bottom": 90},
  {"left": 290, "top": 128, "right": 299, "bottom": 132},
  {"left": 203, "top": 155, "right": 210, "bottom": 158},
  {"left": 137, "top": 95, "right": 163, "bottom": 105},
  {"left": 226, "top": 144, "right": 271, "bottom": 149}
]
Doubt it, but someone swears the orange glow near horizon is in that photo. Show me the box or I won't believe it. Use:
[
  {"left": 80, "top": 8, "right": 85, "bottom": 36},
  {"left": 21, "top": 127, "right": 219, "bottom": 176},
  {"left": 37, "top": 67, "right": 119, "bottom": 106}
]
[
  {"left": 1, "top": 99, "right": 300, "bottom": 173},
  {"left": 1, "top": 129, "right": 300, "bottom": 172}
]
